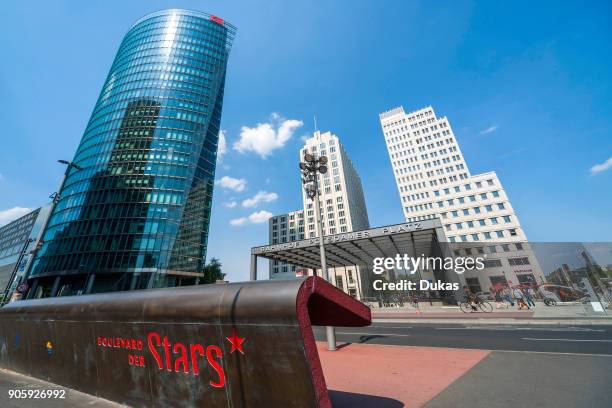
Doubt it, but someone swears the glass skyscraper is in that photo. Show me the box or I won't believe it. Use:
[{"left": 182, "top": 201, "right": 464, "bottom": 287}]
[{"left": 27, "top": 10, "right": 236, "bottom": 298}]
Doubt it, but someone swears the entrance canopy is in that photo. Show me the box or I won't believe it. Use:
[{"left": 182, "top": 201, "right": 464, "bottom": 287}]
[{"left": 250, "top": 219, "right": 447, "bottom": 280}]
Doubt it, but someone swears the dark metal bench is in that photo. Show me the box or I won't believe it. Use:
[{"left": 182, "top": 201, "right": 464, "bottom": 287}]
[{"left": 0, "top": 276, "right": 371, "bottom": 407}]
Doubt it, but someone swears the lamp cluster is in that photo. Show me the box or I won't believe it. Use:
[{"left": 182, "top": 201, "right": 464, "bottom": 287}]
[{"left": 299, "top": 154, "right": 328, "bottom": 199}]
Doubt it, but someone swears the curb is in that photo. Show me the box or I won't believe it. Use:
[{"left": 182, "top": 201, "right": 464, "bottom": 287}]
[{"left": 372, "top": 318, "right": 612, "bottom": 326}]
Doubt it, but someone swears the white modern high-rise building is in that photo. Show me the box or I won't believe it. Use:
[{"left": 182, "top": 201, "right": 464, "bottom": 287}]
[
  {"left": 379, "top": 105, "right": 544, "bottom": 292},
  {"left": 268, "top": 130, "right": 370, "bottom": 299},
  {"left": 300, "top": 131, "right": 369, "bottom": 238}
]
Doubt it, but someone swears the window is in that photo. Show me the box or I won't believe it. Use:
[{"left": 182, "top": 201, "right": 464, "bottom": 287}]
[
  {"left": 447, "top": 199, "right": 454, "bottom": 205},
  {"left": 490, "top": 217, "right": 499, "bottom": 225},
  {"left": 476, "top": 181, "right": 482, "bottom": 188},
  {"left": 488, "top": 245, "right": 497, "bottom": 253},
  {"left": 437, "top": 201, "right": 444, "bottom": 208},
  {"left": 484, "top": 232, "right": 492, "bottom": 239},
  {"left": 467, "top": 221, "right": 474, "bottom": 228},
  {"left": 464, "top": 184, "right": 472, "bottom": 190},
  {"left": 509, "top": 228, "right": 517, "bottom": 236},
  {"left": 460, "top": 235, "right": 467, "bottom": 242},
  {"left": 454, "top": 186, "right": 460, "bottom": 192},
  {"left": 503, "top": 215, "right": 511, "bottom": 223},
  {"left": 515, "top": 243, "right": 523, "bottom": 250},
  {"left": 463, "top": 209, "right": 469, "bottom": 215},
  {"left": 483, "top": 259, "right": 502, "bottom": 268},
  {"left": 441, "top": 212, "right": 448, "bottom": 219},
  {"left": 458, "top": 197, "right": 465, "bottom": 204},
  {"left": 496, "top": 230, "right": 504, "bottom": 238},
  {"left": 492, "top": 191, "right": 500, "bottom": 198},
  {"left": 487, "top": 179, "right": 494, "bottom": 186},
  {"left": 478, "top": 219, "right": 486, "bottom": 226},
  {"left": 456, "top": 222, "right": 463, "bottom": 230},
  {"left": 434, "top": 190, "right": 440, "bottom": 196},
  {"left": 498, "top": 203, "right": 505, "bottom": 210},
  {"left": 485, "top": 205, "right": 493, "bottom": 212},
  {"left": 452, "top": 211, "right": 458, "bottom": 217},
  {"left": 502, "top": 244, "right": 510, "bottom": 252},
  {"left": 508, "top": 257, "right": 530, "bottom": 266},
  {"left": 471, "top": 234, "right": 479, "bottom": 241},
  {"left": 480, "top": 193, "right": 487, "bottom": 199},
  {"left": 474, "top": 207, "right": 481, "bottom": 214},
  {"left": 469, "top": 195, "right": 476, "bottom": 202}
]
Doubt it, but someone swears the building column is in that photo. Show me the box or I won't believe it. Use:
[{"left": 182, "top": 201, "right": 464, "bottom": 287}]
[
  {"left": 50, "top": 276, "right": 61, "bottom": 297},
  {"left": 85, "top": 273, "right": 96, "bottom": 294},
  {"left": 250, "top": 254, "right": 258, "bottom": 281},
  {"left": 26, "top": 278, "right": 38, "bottom": 299}
]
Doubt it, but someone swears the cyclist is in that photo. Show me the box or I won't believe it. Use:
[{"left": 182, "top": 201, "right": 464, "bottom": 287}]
[{"left": 462, "top": 285, "right": 479, "bottom": 311}]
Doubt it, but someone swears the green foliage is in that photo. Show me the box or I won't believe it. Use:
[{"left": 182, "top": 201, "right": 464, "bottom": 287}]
[{"left": 202, "top": 258, "right": 225, "bottom": 284}]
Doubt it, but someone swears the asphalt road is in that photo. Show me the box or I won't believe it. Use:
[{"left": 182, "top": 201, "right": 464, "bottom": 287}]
[
  {"left": 317, "top": 323, "right": 612, "bottom": 407},
  {"left": 314, "top": 322, "right": 612, "bottom": 355}
]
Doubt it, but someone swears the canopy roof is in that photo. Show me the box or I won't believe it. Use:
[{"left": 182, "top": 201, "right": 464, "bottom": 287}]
[{"left": 251, "top": 219, "right": 446, "bottom": 269}]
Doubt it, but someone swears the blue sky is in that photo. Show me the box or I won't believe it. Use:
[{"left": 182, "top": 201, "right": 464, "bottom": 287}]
[{"left": 0, "top": 1, "right": 611, "bottom": 282}]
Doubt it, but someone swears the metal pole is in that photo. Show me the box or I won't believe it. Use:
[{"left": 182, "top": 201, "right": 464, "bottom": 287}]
[
  {"left": 250, "top": 254, "right": 258, "bottom": 281},
  {"left": 313, "top": 188, "right": 336, "bottom": 351}
]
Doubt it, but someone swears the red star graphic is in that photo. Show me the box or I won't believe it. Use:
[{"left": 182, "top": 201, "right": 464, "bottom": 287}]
[{"left": 226, "top": 329, "right": 245, "bottom": 354}]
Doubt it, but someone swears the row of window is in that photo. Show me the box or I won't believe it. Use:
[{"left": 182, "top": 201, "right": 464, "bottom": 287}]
[
  {"left": 408, "top": 201, "right": 507, "bottom": 215},
  {"left": 447, "top": 228, "right": 518, "bottom": 242},
  {"left": 445, "top": 215, "right": 512, "bottom": 231}
]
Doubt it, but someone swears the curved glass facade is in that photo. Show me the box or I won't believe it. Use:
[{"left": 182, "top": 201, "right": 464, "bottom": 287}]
[{"left": 28, "top": 10, "right": 236, "bottom": 297}]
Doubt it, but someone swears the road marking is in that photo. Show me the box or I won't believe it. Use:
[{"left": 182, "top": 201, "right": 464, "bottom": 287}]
[
  {"left": 370, "top": 325, "right": 413, "bottom": 329},
  {"left": 436, "top": 327, "right": 605, "bottom": 332},
  {"left": 521, "top": 337, "right": 612, "bottom": 342},
  {"left": 336, "top": 332, "right": 411, "bottom": 337},
  {"left": 324, "top": 341, "right": 612, "bottom": 357}
]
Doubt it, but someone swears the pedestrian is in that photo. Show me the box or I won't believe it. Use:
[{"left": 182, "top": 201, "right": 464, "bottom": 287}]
[
  {"left": 503, "top": 287, "right": 515, "bottom": 307},
  {"left": 524, "top": 286, "right": 536, "bottom": 308},
  {"left": 513, "top": 287, "right": 529, "bottom": 310},
  {"left": 494, "top": 287, "right": 504, "bottom": 309}
]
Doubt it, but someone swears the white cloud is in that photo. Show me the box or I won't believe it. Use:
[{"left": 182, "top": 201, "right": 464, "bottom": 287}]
[
  {"left": 217, "top": 176, "right": 247, "bottom": 192},
  {"left": 248, "top": 210, "right": 273, "bottom": 224},
  {"left": 480, "top": 125, "right": 498, "bottom": 135},
  {"left": 224, "top": 201, "right": 237, "bottom": 208},
  {"left": 217, "top": 130, "right": 227, "bottom": 162},
  {"left": 229, "top": 210, "right": 274, "bottom": 227},
  {"left": 590, "top": 156, "right": 612, "bottom": 175},
  {"left": 0, "top": 206, "right": 32, "bottom": 227},
  {"left": 230, "top": 217, "right": 247, "bottom": 226},
  {"left": 242, "top": 191, "right": 278, "bottom": 208},
  {"left": 233, "top": 113, "right": 303, "bottom": 158}
]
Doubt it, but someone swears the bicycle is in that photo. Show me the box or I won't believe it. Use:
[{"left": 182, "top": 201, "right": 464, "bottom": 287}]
[{"left": 459, "top": 297, "right": 493, "bottom": 313}]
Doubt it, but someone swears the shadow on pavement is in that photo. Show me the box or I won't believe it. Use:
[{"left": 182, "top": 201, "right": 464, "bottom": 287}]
[
  {"left": 329, "top": 390, "right": 404, "bottom": 407},
  {"left": 359, "top": 334, "right": 388, "bottom": 343}
]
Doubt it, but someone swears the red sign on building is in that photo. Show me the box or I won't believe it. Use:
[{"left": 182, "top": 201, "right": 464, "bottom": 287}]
[{"left": 210, "top": 15, "right": 225, "bottom": 26}]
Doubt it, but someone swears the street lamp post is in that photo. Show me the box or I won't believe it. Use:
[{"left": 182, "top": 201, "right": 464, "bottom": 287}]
[
  {"left": 300, "top": 153, "right": 337, "bottom": 351},
  {"left": 21, "top": 160, "right": 82, "bottom": 299}
]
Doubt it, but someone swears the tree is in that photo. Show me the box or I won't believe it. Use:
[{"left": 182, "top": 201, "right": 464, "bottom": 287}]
[{"left": 203, "top": 258, "right": 225, "bottom": 284}]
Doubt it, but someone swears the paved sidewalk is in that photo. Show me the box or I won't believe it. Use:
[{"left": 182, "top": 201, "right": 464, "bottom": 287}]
[
  {"left": 371, "top": 303, "right": 612, "bottom": 325},
  {"left": 320, "top": 342, "right": 489, "bottom": 407},
  {"left": 0, "top": 369, "right": 121, "bottom": 407}
]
